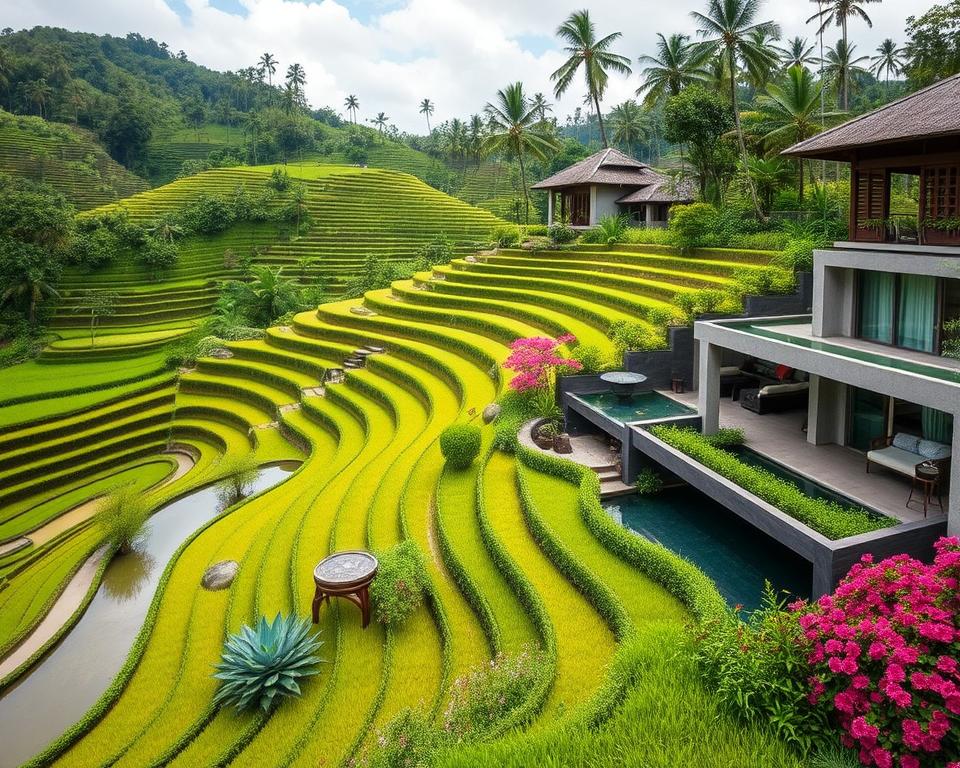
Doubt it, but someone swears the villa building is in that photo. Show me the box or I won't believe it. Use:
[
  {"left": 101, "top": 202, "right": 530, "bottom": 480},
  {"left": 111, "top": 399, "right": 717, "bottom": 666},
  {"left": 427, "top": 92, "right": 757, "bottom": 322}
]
[
  {"left": 696, "top": 73, "right": 960, "bottom": 538},
  {"left": 532, "top": 147, "right": 693, "bottom": 229}
]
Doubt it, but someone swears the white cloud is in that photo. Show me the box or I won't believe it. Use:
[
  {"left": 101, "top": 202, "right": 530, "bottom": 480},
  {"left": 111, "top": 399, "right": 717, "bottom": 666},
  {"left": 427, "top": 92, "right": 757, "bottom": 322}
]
[{"left": 0, "top": 0, "right": 940, "bottom": 132}]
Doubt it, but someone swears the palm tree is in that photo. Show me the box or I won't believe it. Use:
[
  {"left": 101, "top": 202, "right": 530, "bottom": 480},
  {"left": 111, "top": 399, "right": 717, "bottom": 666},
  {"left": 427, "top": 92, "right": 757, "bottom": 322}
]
[
  {"left": 483, "top": 82, "right": 561, "bottom": 224},
  {"left": 26, "top": 78, "right": 52, "bottom": 118},
  {"left": 344, "top": 94, "right": 359, "bottom": 125},
  {"left": 822, "top": 39, "right": 869, "bottom": 110},
  {"left": 636, "top": 33, "right": 709, "bottom": 106},
  {"left": 447, "top": 117, "right": 468, "bottom": 172},
  {"left": 147, "top": 215, "right": 184, "bottom": 243},
  {"left": 609, "top": 100, "right": 648, "bottom": 159},
  {"left": 757, "top": 65, "right": 841, "bottom": 199},
  {"left": 807, "top": 0, "right": 881, "bottom": 107},
  {"left": 65, "top": 80, "right": 86, "bottom": 125},
  {"left": 242, "top": 111, "right": 262, "bottom": 165},
  {"left": 871, "top": 38, "right": 904, "bottom": 95},
  {"left": 285, "top": 63, "right": 306, "bottom": 102},
  {"left": 692, "top": 0, "right": 782, "bottom": 218},
  {"left": 419, "top": 98, "right": 435, "bottom": 133},
  {"left": 468, "top": 114, "right": 484, "bottom": 165},
  {"left": 743, "top": 28, "right": 783, "bottom": 91},
  {"left": 531, "top": 93, "right": 552, "bottom": 122},
  {"left": 1, "top": 267, "right": 59, "bottom": 323},
  {"left": 744, "top": 156, "right": 793, "bottom": 213},
  {"left": 776, "top": 36, "right": 818, "bottom": 69},
  {"left": 258, "top": 52, "right": 277, "bottom": 87},
  {"left": 242, "top": 266, "right": 299, "bottom": 326},
  {"left": 551, "top": 10, "right": 632, "bottom": 148},
  {"left": 371, "top": 112, "right": 389, "bottom": 139}
]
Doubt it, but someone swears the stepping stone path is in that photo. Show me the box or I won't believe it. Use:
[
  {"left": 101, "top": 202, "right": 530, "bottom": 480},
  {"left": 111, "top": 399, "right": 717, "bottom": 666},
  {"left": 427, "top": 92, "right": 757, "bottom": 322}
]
[
  {"left": 302, "top": 386, "right": 326, "bottom": 398},
  {"left": 325, "top": 368, "right": 345, "bottom": 384},
  {"left": 201, "top": 560, "right": 239, "bottom": 591}
]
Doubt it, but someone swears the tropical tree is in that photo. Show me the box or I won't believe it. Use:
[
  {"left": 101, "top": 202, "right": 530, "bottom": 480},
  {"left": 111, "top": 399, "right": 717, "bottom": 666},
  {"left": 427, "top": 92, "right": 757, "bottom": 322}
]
[
  {"left": 240, "top": 265, "right": 300, "bottom": 326},
  {"left": 371, "top": 112, "right": 389, "bottom": 139},
  {"left": 745, "top": 156, "right": 794, "bottom": 213},
  {"left": 636, "top": 33, "right": 709, "bottom": 106},
  {"left": 482, "top": 82, "right": 561, "bottom": 224},
  {"left": 468, "top": 114, "right": 485, "bottom": 164},
  {"left": 258, "top": 52, "right": 277, "bottom": 87},
  {"left": 419, "top": 98, "right": 435, "bottom": 133},
  {"left": 285, "top": 63, "right": 306, "bottom": 104},
  {"left": 904, "top": 2, "right": 960, "bottom": 87},
  {"left": 609, "top": 100, "right": 648, "bottom": 158},
  {"left": 776, "top": 36, "right": 818, "bottom": 69},
  {"left": 147, "top": 214, "right": 184, "bottom": 243},
  {"left": 65, "top": 80, "right": 86, "bottom": 125},
  {"left": 73, "top": 289, "right": 119, "bottom": 347},
  {"left": 743, "top": 28, "right": 783, "bottom": 91},
  {"left": 0, "top": 262, "right": 60, "bottom": 323},
  {"left": 446, "top": 117, "right": 468, "bottom": 172},
  {"left": 822, "top": 38, "right": 870, "bottom": 109},
  {"left": 26, "top": 78, "right": 52, "bottom": 118},
  {"left": 870, "top": 38, "right": 905, "bottom": 94},
  {"left": 344, "top": 94, "right": 359, "bottom": 125},
  {"left": 757, "top": 65, "right": 840, "bottom": 199},
  {"left": 551, "top": 10, "right": 632, "bottom": 148},
  {"left": 531, "top": 93, "right": 552, "bottom": 122},
  {"left": 692, "top": 0, "right": 782, "bottom": 218},
  {"left": 807, "top": 0, "right": 882, "bottom": 106}
]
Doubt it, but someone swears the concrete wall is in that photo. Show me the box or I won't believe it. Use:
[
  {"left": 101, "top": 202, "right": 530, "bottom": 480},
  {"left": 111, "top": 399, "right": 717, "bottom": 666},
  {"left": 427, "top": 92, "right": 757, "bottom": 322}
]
[{"left": 592, "top": 185, "right": 623, "bottom": 225}]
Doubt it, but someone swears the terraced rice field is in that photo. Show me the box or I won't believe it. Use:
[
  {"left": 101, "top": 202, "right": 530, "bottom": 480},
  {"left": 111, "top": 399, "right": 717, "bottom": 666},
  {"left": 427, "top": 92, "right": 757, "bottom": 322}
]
[
  {"left": 0, "top": 110, "right": 149, "bottom": 209},
  {"left": 0, "top": 235, "right": 782, "bottom": 765},
  {"left": 51, "top": 164, "right": 506, "bottom": 349}
]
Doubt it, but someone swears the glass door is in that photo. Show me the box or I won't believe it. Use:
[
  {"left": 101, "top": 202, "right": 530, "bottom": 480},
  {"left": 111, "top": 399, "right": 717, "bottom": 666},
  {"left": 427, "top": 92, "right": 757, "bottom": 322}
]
[
  {"left": 896, "top": 275, "right": 937, "bottom": 353},
  {"left": 858, "top": 272, "right": 895, "bottom": 344},
  {"left": 848, "top": 387, "right": 888, "bottom": 451}
]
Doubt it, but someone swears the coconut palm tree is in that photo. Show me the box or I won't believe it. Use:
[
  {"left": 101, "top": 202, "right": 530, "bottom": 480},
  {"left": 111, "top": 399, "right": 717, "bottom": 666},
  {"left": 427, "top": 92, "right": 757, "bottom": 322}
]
[
  {"left": 692, "top": 0, "right": 782, "bottom": 218},
  {"left": 743, "top": 28, "right": 784, "bottom": 91},
  {"left": 807, "top": 0, "right": 881, "bottom": 107},
  {"left": 65, "top": 80, "right": 86, "bottom": 125},
  {"left": 468, "top": 114, "right": 484, "bottom": 165},
  {"left": 551, "top": 10, "right": 632, "bottom": 148},
  {"left": 419, "top": 98, "right": 435, "bottom": 133},
  {"left": 285, "top": 63, "right": 306, "bottom": 103},
  {"left": 26, "top": 78, "right": 52, "bottom": 118},
  {"left": 776, "top": 36, "right": 818, "bottom": 69},
  {"left": 757, "top": 65, "right": 841, "bottom": 199},
  {"left": 531, "top": 93, "right": 552, "bottom": 122},
  {"left": 822, "top": 38, "right": 870, "bottom": 110},
  {"left": 636, "top": 33, "right": 709, "bottom": 106},
  {"left": 609, "top": 100, "right": 648, "bottom": 159},
  {"left": 1, "top": 266, "right": 59, "bottom": 323},
  {"left": 344, "top": 94, "right": 359, "bottom": 125},
  {"left": 871, "top": 38, "right": 904, "bottom": 95},
  {"left": 483, "top": 82, "right": 561, "bottom": 224},
  {"left": 147, "top": 215, "right": 184, "bottom": 243},
  {"left": 258, "top": 52, "right": 277, "bottom": 87},
  {"left": 371, "top": 112, "right": 389, "bottom": 138}
]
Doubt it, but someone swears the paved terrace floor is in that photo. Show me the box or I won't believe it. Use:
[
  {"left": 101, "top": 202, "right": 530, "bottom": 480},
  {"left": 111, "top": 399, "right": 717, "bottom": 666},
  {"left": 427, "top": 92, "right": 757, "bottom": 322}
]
[{"left": 664, "top": 390, "right": 947, "bottom": 525}]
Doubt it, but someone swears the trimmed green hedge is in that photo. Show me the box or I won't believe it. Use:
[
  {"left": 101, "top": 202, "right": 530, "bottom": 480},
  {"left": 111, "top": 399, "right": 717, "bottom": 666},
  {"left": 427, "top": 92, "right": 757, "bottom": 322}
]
[{"left": 649, "top": 425, "right": 896, "bottom": 540}]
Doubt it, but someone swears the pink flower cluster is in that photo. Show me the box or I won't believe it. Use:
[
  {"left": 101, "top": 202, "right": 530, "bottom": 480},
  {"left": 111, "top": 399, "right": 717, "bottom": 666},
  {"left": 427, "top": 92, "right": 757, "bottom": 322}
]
[
  {"left": 502, "top": 334, "right": 581, "bottom": 392},
  {"left": 795, "top": 537, "right": 960, "bottom": 768}
]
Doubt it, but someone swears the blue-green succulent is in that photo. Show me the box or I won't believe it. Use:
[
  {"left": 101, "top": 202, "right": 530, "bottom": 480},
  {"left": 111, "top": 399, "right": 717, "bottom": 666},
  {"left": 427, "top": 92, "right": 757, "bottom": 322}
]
[{"left": 213, "top": 614, "right": 323, "bottom": 713}]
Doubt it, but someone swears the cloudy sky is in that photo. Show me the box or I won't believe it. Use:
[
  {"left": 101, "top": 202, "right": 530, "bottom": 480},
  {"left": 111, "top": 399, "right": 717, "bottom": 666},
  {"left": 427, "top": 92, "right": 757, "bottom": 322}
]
[{"left": 3, "top": 0, "right": 939, "bottom": 132}]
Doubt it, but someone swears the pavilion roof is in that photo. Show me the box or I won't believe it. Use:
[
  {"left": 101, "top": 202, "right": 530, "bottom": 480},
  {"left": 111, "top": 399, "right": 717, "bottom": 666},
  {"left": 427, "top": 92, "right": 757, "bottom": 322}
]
[{"left": 531, "top": 148, "right": 664, "bottom": 189}]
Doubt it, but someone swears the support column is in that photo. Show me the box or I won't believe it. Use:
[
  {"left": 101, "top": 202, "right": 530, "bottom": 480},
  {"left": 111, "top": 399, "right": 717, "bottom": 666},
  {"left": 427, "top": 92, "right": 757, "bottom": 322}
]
[
  {"left": 950, "top": 425, "right": 960, "bottom": 537},
  {"left": 547, "top": 192, "right": 554, "bottom": 226},
  {"left": 807, "top": 376, "right": 847, "bottom": 446},
  {"left": 645, "top": 204, "right": 654, "bottom": 226},
  {"left": 698, "top": 341, "right": 721, "bottom": 436}
]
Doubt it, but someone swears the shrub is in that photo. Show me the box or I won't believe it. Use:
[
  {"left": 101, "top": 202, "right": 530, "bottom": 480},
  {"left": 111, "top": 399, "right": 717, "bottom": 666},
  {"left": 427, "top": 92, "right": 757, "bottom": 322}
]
[
  {"left": 440, "top": 424, "right": 482, "bottom": 469},
  {"left": 491, "top": 389, "right": 538, "bottom": 453},
  {"left": 636, "top": 467, "right": 663, "bottom": 495},
  {"left": 706, "top": 427, "right": 746, "bottom": 447},
  {"left": 137, "top": 237, "right": 179, "bottom": 279},
  {"left": 695, "top": 586, "right": 830, "bottom": 754},
  {"left": 548, "top": 221, "right": 577, "bottom": 245},
  {"left": 524, "top": 224, "right": 549, "bottom": 237},
  {"left": 178, "top": 193, "right": 236, "bottom": 234},
  {"left": 608, "top": 320, "right": 667, "bottom": 354},
  {"left": 797, "top": 538, "right": 960, "bottom": 768},
  {"left": 583, "top": 214, "right": 629, "bottom": 245},
  {"left": 417, "top": 234, "right": 453, "bottom": 263},
  {"left": 673, "top": 289, "right": 731, "bottom": 321},
  {"left": 729, "top": 266, "right": 796, "bottom": 298},
  {"left": 943, "top": 318, "right": 960, "bottom": 361},
  {"left": 502, "top": 334, "right": 581, "bottom": 391},
  {"left": 570, "top": 343, "right": 613, "bottom": 374},
  {"left": 668, "top": 203, "right": 721, "bottom": 250},
  {"left": 442, "top": 645, "right": 545, "bottom": 742},
  {"left": 216, "top": 453, "right": 260, "bottom": 505},
  {"left": 490, "top": 225, "right": 519, "bottom": 248},
  {"left": 650, "top": 426, "right": 895, "bottom": 539},
  {"left": 267, "top": 167, "right": 291, "bottom": 192},
  {"left": 365, "top": 709, "right": 439, "bottom": 768},
  {"left": 95, "top": 486, "right": 151, "bottom": 555},
  {"left": 212, "top": 614, "right": 323, "bottom": 713},
  {"left": 370, "top": 540, "right": 430, "bottom": 627}
]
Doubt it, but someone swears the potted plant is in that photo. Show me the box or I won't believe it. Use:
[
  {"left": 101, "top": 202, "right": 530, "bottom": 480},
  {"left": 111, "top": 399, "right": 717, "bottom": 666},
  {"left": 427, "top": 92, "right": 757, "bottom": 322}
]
[
  {"left": 923, "top": 216, "right": 960, "bottom": 245},
  {"left": 533, "top": 421, "right": 559, "bottom": 450}
]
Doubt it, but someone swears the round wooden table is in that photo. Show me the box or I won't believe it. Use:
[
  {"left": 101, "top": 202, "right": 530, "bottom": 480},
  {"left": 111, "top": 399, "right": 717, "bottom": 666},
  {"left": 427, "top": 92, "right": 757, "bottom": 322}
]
[
  {"left": 908, "top": 465, "right": 943, "bottom": 517},
  {"left": 312, "top": 551, "right": 379, "bottom": 628}
]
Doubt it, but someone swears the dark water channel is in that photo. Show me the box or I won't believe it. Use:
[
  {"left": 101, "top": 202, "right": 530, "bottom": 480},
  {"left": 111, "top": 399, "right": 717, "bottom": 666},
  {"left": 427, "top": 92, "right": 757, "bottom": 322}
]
[{"left": 0, "top": 464, "right": 295, "bottom": 768}]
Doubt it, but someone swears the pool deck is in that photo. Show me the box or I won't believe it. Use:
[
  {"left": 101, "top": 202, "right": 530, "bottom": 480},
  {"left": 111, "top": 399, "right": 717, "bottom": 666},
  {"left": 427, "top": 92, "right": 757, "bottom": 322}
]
[{"left": 663, "top": 389, "right": 947, "bottom": 525}]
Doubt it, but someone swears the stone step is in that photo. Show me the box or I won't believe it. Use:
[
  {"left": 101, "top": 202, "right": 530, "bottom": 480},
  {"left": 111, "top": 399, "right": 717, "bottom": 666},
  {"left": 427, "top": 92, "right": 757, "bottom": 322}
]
[{"left": 599, "top": 479, "right": 635, "bottom": 500}]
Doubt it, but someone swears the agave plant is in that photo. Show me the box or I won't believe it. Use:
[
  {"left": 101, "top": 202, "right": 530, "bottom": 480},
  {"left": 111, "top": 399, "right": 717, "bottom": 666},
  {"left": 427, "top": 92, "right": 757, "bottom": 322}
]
[{"left": 213, "top": 614, "right": 323, "bottom": 713}]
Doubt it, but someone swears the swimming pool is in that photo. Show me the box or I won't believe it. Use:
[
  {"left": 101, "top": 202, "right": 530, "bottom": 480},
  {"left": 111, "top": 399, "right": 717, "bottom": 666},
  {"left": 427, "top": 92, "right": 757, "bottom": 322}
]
[
  {"left": 606, "top": 487, "right": 811, "bottom": 611},
  {"left": 576, "top": 390, "right": 696, "bottom": 425}
]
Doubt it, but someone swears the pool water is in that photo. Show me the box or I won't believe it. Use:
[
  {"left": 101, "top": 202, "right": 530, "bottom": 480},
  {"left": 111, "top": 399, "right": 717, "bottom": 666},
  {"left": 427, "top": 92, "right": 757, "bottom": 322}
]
[
  {"left": 607, "top": 487, "right": 811, "bottom": 612},
  {"left": 577, "top": 390, "right": 696, "bottom": 424}
]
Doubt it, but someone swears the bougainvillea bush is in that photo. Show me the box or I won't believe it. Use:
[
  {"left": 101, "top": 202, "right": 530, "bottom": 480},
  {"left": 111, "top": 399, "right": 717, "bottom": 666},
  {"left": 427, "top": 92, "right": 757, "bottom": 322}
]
[
  {"left": 799, "top": 537, "right": 960, "bottom": 768},
  {"left": 502, "top": 334, "right": 581, "bottom": 392}
]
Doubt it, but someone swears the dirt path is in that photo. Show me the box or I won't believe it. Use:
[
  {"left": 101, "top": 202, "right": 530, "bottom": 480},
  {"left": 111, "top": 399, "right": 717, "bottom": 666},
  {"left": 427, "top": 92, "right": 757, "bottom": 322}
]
[{"left": 0, "top": 546, "right": 108, "bottom": 680}]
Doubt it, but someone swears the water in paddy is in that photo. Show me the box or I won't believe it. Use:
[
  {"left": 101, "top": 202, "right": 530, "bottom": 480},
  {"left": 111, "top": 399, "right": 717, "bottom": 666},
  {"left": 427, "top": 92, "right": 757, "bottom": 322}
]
[
  {"left": 0, "top": 464, "right": 296, "bottom": 768},
  {"left": 577, "top": 391, "right": 696, "bottom": 424},
  {"left": 607, "top": 487, "right": 811, "bottom": 612}
]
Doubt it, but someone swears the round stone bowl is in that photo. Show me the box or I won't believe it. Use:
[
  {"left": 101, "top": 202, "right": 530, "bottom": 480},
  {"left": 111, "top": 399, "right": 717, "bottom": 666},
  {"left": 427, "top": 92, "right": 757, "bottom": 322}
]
[
  {"left": 600, "top": 371, "right": 648, "bottom": 401},
  {"left": 313, "top": 550, "right": 379, "bottom": 591}
]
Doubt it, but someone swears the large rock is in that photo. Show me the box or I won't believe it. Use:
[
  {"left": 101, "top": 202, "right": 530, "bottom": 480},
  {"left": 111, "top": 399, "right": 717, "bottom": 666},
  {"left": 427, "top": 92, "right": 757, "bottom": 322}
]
[
  {"left": 482, "top": 403, "right": 501, "bottom": 424},
  {"left": 553, "top": 434, "right": 573, "bottom": 454},
  {"left": 202, "top": 560, "right": 239, "bottom": 591}
]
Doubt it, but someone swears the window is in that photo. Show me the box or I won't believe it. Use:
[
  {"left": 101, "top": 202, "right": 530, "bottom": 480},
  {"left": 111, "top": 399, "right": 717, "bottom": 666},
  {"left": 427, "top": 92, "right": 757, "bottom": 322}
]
[{"left": 857, "top": 271, "right": 942, "bottom": 353}]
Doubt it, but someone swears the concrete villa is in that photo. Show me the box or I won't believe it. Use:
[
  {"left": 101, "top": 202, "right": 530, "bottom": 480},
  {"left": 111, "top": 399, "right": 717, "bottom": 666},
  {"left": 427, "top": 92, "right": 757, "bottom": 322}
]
[
  {"left": 532, "top": 147, "right": 693, "bottom": 228},
  {"left": 697, "top": 74, "right": 960, "bottom": 540}
]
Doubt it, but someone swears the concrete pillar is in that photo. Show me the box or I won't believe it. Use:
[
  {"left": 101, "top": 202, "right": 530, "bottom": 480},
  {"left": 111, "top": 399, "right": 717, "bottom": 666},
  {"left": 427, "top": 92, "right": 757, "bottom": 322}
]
[
  {"left": 547, "top": 192, "right": 554, "bottom": 226},
  {"left": 950, "top": 425, "right": 960, "bottom": 537},
  {"left": 807, "top": 376, "right": 847, "bottom": 446},
  {"left": 645, "top": 204, "right": 654, "bottom": 226},
  {"left": 589, "top": 185, "right": 598, "bottom": 226},
  {"left": 698, "top": 341, "right": 721, "bottom": 435}
]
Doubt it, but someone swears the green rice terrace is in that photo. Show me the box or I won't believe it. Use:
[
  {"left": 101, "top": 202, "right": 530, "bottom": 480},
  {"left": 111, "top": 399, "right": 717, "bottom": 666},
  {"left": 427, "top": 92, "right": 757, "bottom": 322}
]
[{"left": 0, "top": 170, "right": 800, "bottom": 766}]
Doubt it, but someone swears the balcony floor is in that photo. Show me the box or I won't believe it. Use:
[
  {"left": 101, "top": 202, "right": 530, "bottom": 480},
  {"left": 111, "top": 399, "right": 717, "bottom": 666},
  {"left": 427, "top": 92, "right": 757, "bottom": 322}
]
[{"left": 665, "top": 389, "right": 947, "bottom": 525}]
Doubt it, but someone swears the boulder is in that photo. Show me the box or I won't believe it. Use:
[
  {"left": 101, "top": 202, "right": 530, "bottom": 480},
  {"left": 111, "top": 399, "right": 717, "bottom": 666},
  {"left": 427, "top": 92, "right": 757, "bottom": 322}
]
[
  {"left": 201, "top": 560, "right": 239, "bottom": 591},
  {"left": 209, "top": 347, "right": 233, "bottom": 359},
  {"left": 482, "top": 403, "right": 501, "bottom": 424},
  {"left": 553, "top": 434, "right": 573, "bottom": 454}
]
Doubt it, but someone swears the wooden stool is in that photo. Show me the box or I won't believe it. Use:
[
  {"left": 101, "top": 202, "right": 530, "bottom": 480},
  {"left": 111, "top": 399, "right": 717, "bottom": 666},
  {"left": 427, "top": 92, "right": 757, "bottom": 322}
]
[{"left": 312, "top": 551, "right": 379, "bottom": 629}]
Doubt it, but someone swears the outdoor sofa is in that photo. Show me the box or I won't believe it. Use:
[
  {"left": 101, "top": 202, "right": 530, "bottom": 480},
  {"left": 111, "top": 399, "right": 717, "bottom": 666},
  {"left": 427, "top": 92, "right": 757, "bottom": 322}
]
[
  {"left": 738, "top": 382, "right": 810, "bottom": 414},
  {"left": 866, "top": 432, "right": 952, "bottom": 478}
]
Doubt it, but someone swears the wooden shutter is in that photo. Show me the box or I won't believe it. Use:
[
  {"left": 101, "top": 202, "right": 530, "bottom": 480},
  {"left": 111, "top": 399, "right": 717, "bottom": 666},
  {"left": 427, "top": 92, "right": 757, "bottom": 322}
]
[
  {"left": 853, "top": 169, "right": 889, "bottom": 241},
  {"left": 921, "top": 165, "right": 960, "bottom": 244}
]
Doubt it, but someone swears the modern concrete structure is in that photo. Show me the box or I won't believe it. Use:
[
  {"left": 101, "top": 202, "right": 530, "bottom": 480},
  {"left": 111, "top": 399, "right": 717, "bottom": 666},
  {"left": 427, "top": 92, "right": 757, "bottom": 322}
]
[
  {"left": 532, "top": 148, "right": 693, "bottom": 229},
  {"left": 696, "top": 82, "right": 960, "bottom": 535}
]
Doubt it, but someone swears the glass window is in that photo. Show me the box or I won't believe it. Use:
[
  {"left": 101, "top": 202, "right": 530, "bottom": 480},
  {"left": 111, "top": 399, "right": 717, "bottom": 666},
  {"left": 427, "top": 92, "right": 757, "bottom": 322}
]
[
  {"left": 896, "top": 274, "right": 937, "bottom": 353},
  {"left": 858, "top": 271, "right": 895, "bottom": 344},
  {"left": 848, "top": 387, "right": 888, "bottom": 451}
]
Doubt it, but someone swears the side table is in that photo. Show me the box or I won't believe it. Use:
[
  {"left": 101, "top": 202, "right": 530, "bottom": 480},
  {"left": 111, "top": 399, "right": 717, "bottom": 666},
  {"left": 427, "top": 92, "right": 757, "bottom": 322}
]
[{"left": 312, "top": 550, "right": 379, "bottom": 628}]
